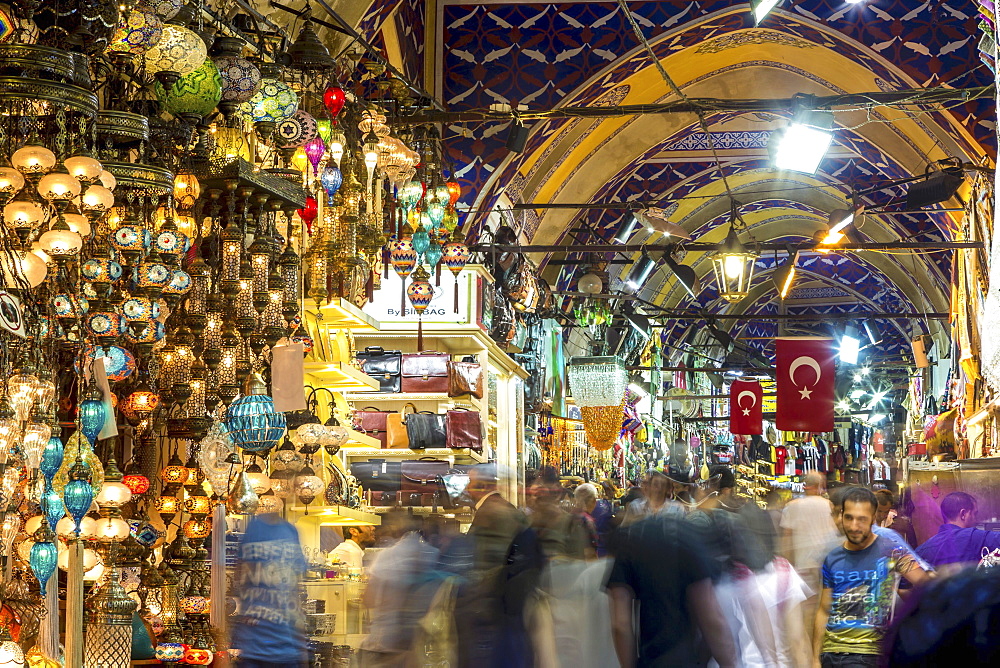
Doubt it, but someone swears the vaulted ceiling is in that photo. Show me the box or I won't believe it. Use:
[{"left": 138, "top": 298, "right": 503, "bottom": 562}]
[{"left": 270, "top": 0, "right": 995, "bottom": 370}]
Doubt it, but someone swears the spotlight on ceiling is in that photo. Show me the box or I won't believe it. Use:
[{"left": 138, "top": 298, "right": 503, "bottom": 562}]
[
  {"left": 751, "top": 0, "right": 782, "bottom": 23},
  {"left": 625, "top": 252, "right": 657, "bottom": 292},
  {"left": 664, "top": 253, "right": 700, "bottom": 299},
  {"left": 615, "top": 214, "right": 639, "bottom": 243},
  {"left": 773, "top": 247, "right": 800, "bottom": 300},
  {"left": 770, "top": 107, "right": 834, "bottom": 174},
  {"left": 505, "top": 119, "right": 529, "bottom": 153},
  {"left": 863, "top": 321, "right": 881, "bottom": 346},
  {"left": 635, "top": 208, "right": 692, "bottom": 239},
  {"left": 840, "top": 325, "right": 861, "bottom": 365},
  {"left": 906, "top": 161, "right": 965, "bottom": 209}
]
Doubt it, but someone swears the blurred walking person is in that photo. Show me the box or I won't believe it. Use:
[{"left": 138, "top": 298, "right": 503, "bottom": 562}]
[
  {"left": 916, "top": 491, "right": 1000, "bottom": 574},
  {"left": 231, "top": 511, "right": 309, "bottom": 668}
]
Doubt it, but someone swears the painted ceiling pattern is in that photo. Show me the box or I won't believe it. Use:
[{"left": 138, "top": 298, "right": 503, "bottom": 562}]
[{"left": 352, "top": 0, "right": 992, "bottom": 369}]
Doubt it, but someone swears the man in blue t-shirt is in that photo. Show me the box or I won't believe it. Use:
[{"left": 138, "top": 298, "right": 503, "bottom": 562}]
[
  {"left": 231, "top": 512, "right": 309, "bottom": 668},
  {"left": 814, "top": 487, "right": 931, "bottom": 668},
  {"left": 916, "top": 491, "right": 1000, "bottom": 574}
]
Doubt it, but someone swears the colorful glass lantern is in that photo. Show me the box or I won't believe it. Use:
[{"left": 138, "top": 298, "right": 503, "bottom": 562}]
[
  {"left": 161, "top": 453, "right": 188, "bottom": 486},
  {"left": 446, "top": 181, "right": 461, "bottom": 206},
  {"left": 79, "top": 382, "right": 107, "bottom": 446},
  {"left": 121, "top": 296, "right": 156, "bottom": 321},
  {"left": 163, "top": 269, "right": 192, "bottom": 297},
  {"left": 29, "top": 524, "right": 57, "bottom": 595},
  {"left": 52, "top": 293, "right": 88, "bottom": 319},
  {"left": 181, "top": 518, "right": 212, "bottom": 540},
  {"left": 122, "top": 473, "right": 150, "bottom": 495},
  {"left": 323, "top": 86, "right": 346, "bottom": 118},
  {"left": 297, "top": 195, "right": 318, "bottom": 233},
  {"left": 411, "top": 223, "right": 430, "bottom": 257},
  {"left": 293, "top": 464, "right": 325, "bottom": 507},
  {"left": 319, "top": 166, "right": 342, "bottom": 202},
  {"left": 154, "top": 58, "right": 223, "bottom": 121},
  {"left": 111, "top": 224, "right": 151, "bottom": 255},
  {"left": 215, "top": 55, "right": 261, "bottom": 105},
  {"left": 40, "top": 486, "right": 64, "bottom": 530},
  {"left": 39, "top": 437, "right": 63, "bottom": 483},
  {"left": 242, "top": 79, "right": 298, "bottom": 124},
  {"left": 144, "top": 25, "right": 207, "bottom": 78},
  {"left": 441, "top": 229, "right": 470, "bottom": 312},
  {"left": 106, "top": 9, "right": 163, "bottom": 56},
  {"left": 390, "top": 235, "right": 417, "bottom": 278},
  {"left": 154, "top": 227, "right": 188, "bottom": 255},
  {"left": 82, "top": 257, "right": 124, "bottom": 285},
  {"left": 276, "top": 110, "right": 318, "bottom": 148},
  {"left": 302, "top": 137, "right": 325, "bottom": 176},
  {"left": 154, "top": 494, "right": 178, "bottom": 517},
  {"left": 86, "top": 311, "right": 125, "bottom": 340},
  {"left": 183, "top": 647, "right": 212, "bottom": 665},
  {"left": 63, "top": 461, "right": 94, "bottom": 532},
  {"left": 406, "top": 265, "right": 434, "bottom": 350},
  {"left": 122, "top": 384, "right": 159, "bottom": 425},
  {"left": 154, "top": 642, "right": 185, "bottom": 663}
]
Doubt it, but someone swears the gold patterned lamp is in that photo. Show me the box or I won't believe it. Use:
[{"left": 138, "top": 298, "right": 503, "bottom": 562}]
[{"left": 567, "top": 356, "right": 628, "bottom": 451}]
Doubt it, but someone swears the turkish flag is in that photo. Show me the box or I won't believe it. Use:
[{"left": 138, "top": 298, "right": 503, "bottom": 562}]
[
  {"left": 776, "top": 337, "right": 835, "bottom": 432},
  {"left": 729, "top": 379, "right": 763, "bottom": 435}
]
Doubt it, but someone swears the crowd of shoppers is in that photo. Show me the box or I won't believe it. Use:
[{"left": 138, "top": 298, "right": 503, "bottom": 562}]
[{"left": 231, "top": 464, "right": 1000, "bottom": 668}]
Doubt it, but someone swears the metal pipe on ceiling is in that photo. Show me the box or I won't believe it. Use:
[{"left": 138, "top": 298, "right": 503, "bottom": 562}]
[
  {"left": 476, "top": 241, "right": 983, "bottom": 253},
  {"left": 555, "top": 310, "right": 950, "bottom": 321}
]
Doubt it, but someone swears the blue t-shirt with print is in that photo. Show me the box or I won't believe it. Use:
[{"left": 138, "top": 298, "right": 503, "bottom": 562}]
[
  {"left": 230, "top": 514, "right": 308, "bottom": 662},
  {"left": 821, "top": 534, "right": 917, "bottom": 656}
]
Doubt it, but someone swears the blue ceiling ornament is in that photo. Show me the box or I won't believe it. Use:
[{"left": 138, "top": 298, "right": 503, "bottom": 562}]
[
  {"left": 79, "top": 380, "right": 107, "bottom": 446},
  {"left": 40, "top": 436, "right": 64, "bottom": 483},
  {"left": 29, "top": 520, "right": 58, "bottom": 596},
  {"left": 63, "top": 460, "right": 94, "bottom": 533}
]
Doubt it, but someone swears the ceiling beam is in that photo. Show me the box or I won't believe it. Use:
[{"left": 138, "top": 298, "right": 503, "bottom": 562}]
[
  {"left": 478, "top": 241, "right": 982, "bottom": 253},
  {"left": 398, "top": 84, "right": 993, "bottom": 125}
]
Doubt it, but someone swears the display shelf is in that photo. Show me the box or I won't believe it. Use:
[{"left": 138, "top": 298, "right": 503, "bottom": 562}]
[
  {"left": 287, "top": 504, "right": 381, "bottom": 525},
  {"left": 340, "top": 391, "right": 484, "bottom": 412},
  {"left": 304, "top": 361, "right": 380, "bottom": 391},
  {"left": 337, "top": 445, "right": 488, "bottom": 464},
  {"left": 316, "top": 297, "right": 380, "bottom": 330},
  {"left": 363, "top": 505, "right": 473, "bottom": 517}
]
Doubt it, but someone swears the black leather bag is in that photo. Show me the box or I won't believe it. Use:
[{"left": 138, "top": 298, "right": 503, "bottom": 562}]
[
  {"left": 355, "top": 347, "right": 402, "bottom": 392},
  {"left": 350, "top": 459, "right": 401, "bottom": 492},
  {"left": 406, "top": 412, "right": 447, "bottom": 449}
]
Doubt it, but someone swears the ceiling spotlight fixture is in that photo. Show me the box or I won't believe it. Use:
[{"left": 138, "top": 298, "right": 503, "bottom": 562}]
[
  {"left": 664, "top": 253, "right": 700, "bottom": 299},
  {"left": 862, "top": 321, "right": 880, "bottom": 346},
  {"left": 906, "top": 159, "right": 965, "bottom": 208},
  {"left": 625, "top": 252, "right": 657, "bottom": 292},
  {"left": 505, "top": 117, "right": 529, "bottom": 153},
  {"left": 751, "top": 0, "right": 782, "bottom": 23},
  {"left": 635, "top": 208, "right": 691, "bottom": 239},
  {"left": 773, "top": 246, "right": 800, "bottom": 300},
  {"left": 820, "top": 207, "right": 857, "bottom": 246},
  {"left": 711, "top": 202, "right": 758, "bottom": 302},
  {"left": 615, "top": 214, "right": 639, "bottom": 243},
  {"left": 840, "top": 325, "right": 861, "bottom": 365},
  {"left": 770, "top": 102, "right": 835, "bottom": 174}
]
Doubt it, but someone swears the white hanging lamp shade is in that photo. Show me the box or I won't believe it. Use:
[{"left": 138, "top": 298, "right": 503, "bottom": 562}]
[{"left": 567, "top": 355, "right": 628, "bottom": 407}]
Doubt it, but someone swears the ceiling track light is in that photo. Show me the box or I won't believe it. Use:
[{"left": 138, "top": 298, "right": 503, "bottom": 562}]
[
  {"left": 751, "top": 0, "right": 782, "bottom": 23},
  {"left": 615, "top": 213, "right": 639, "bottom": 243},
  {"left": 625, "top": 252, "right": 657, "bottom": 292},
  {"left": 906, "top": 159, "right": 965, "bottom": 209},
  {"left": 664, "top": 252, "right": 700, "bottom": 299},
  {"left": 773, "top": 246, "right": 800, "bottom": 300},
  {"left": 840, "top": 324, "right": 861, "bottom": 365},
  {"left": 770, "top": 98, "right": 835, "bottom": 174},
  {"left": 635, "top": 208, "right": 691, "bottom": 239}
]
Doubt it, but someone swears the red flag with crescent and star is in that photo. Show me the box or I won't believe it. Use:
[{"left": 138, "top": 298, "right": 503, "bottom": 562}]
[
  {"left": 776, "top": 337, "right": 835, "bottom": 432},
  {"left": 729, "top": 379, "right": 763, "bottom": 435}
]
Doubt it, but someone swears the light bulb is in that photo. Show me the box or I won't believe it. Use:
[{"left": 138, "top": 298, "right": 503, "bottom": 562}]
[
  {"left": 723, "top": 255, "right": 744, "bottom": 280},
  {"left": 329, "top": 139, "right": 344, "bottom": 166}
]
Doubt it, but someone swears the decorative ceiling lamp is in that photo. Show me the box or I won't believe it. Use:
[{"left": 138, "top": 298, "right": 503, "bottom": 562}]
[
  {"left": 711, "top": 203, "right": 759, "bottom": 303},
  {"left": 144, "top": 24, "right": 207, "bottom": 86},
  {"left": 224, "top": 372, "right": 286, "bottom": 453},
  {"left": 106, "top": 8, "right": 164, "bottom": 56},
  {"left": 568, "top": 356, "right": 628, "bottom": 451},
  {"left": 406, "top": 265, "right": 433, "bottom": 350},
  {"left": 293, "top": 463, "right": 325, "bottom": 512},
  {"left": 213, "top": 36, "right": 262, "bottom": 117},
  {"left": 29, "top": 520, "right": 58, "bottom": 596},
  {"left": 0, "top": 627, "right": 23, "bottom": 667},
  {"left": 390, "top": 223, "right": 417, "bottom": 314},
  {"left": 153, "top": 57, "right": 223, "bottom": 125},
  {"left": 241, "top": 64, "right": 299, "bottom": 139}
]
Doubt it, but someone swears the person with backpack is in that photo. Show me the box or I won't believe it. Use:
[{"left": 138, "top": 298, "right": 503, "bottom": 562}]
[{"left": 454, "top": 463, "right": 544, "bottom": 667}]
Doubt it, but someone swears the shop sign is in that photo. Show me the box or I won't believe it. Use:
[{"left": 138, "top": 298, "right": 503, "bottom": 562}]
[{"left": 367, "top": 267, "right": 473, "bottom": 324}]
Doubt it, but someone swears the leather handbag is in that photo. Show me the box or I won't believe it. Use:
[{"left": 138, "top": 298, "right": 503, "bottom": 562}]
[
  {"left": 406, "top": 411, "right": 447, "bottom": 449},
  {"left": 400, "top": 458, "right": 451, "bottom": 494},
  {"left": 356, "top": 347, "right": 402, "bottom": 392},
  {"left": 385, "top": 403, "right": 415, "bottom": 449},
  {"left": 353, "top": 407, "right": 393, "bottom": 448},
  {"left": 448, "top": 356, "right": 484, "bottom": 399},
  {"left": 350, "top": 459, "right": 401, "bottom": 493},
  {"left": 446, "top": 408, "right": 483, "bottom": 452},
  {"left": 401, "top": 352, "right": 451, "bottom": 393}
]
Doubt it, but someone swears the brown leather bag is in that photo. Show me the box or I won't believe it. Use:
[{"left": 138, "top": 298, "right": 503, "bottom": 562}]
[
  {"left": 385, "top": 403, "right": 415, "bottom": 449},
  {"left": 400, "top": 458, "right": 451, "bottom": 494},
  {"left": 445, "top": 409, "right": 483, "bottom": 452},
  {"left": 353, "top": 408, "right": 392, "bottom": 448},
  {"left": 401, "top": 352, "right": 450, "bottom": 393},
  {"left": 448, "top": 357, "right": 484, "bottom": 399}
]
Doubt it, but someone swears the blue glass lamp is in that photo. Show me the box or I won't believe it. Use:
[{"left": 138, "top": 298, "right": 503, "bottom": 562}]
[
  {"left": 224, "top": 371, "right": 286, "bottom": 453},
  {"left": 63, "top": 460, "right": 94, "bottom": 532},
  {"left": 425, "top": 238, "right": 443, "bottom": 270},
  {"left": 40, "top": 435, "right": 64, "bottom": 483},
  {"left": 30, "top": 520, "right": 58, "bottom": 595},
  {"left": 412, "top": 223, "right": 430, "bottom": 257},
  {"left": 41, "top": 484, "right": 65, "bottom": 529},
  {"left": 79, "top": 381, "right": 107, "bottom": 446},
  {"left": 319, "top": 165, "right": 342, "bottom": 203}
]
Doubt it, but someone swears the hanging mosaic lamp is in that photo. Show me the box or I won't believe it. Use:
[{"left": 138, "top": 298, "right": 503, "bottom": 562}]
[
  {"left": 79, "top": 381, "right": 107, "bottom": 446},
  {"left": 323, "top": 86, "right": 346, "bottom": 119},
  {"left": 0, "top": 627, "right": 23, "bottom": 667},
  {"left": 390, "top": 225, "right": 417, "bottom": 315},
  {"left": 224, "top": 372, "right": 286, "bottom": 453},
  {"left": 441, "top": 229, "right": 470, "bottom": 312},
  {"left": 153, "top": 57, "right": 223, "bottom": 124},
  {"left": 319, "top": 165, "right": 342, "bottom": 203},
  {"left": 63, "top": 460, "right": 94, "bottom": 533},
  {"left": 406, "top": 265, "right": 434, "bottom": 350},
  {"left": 106, "top": 8, "right": 163, "bottom": 56},
  {"left": 144, "top": 24, "right": 207, "bottom": 81},
  {"left": 213, "top": 36, "right": 261, "bottom": 116},
  {"left": 276, "top": 109, "right": 318, "bottom": 148},
  {"left": 241, "top": 77, "right": 298, "bottom": 134},
  {"left": 29, "top": 521, "right": 57, "bottom": 596}
]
